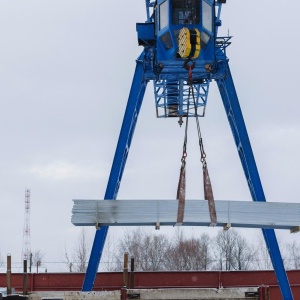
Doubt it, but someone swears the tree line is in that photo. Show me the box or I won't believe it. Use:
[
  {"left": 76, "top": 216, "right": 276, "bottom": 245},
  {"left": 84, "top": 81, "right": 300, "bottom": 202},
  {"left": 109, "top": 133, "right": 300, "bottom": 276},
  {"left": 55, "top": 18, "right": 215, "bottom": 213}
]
[
  {"left": 12, "top": 228, "right": 299, "bottom": 272},
  {"left": 104, "top": 228, "right": 300, "bottom": 272}
]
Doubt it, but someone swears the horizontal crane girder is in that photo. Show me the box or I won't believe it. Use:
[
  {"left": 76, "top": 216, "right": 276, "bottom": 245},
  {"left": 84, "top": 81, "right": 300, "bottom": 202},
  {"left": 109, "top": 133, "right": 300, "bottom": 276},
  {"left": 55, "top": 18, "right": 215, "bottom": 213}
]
[{"left": 72, "top": 200, "right": 300, "bottom": 230}]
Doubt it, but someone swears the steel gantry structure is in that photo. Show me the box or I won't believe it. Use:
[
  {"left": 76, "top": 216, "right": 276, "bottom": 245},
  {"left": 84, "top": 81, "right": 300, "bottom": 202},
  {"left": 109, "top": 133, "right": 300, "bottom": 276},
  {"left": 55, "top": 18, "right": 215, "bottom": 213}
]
[{"left": 75, "top": 1, "right": 296, "bottom": 299}]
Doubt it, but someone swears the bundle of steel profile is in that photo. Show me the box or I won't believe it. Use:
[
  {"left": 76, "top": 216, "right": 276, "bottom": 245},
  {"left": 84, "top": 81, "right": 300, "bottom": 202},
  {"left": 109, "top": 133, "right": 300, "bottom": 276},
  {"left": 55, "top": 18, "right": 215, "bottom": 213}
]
[{"left": 72, "top": 199, "right": 300, "bottom": 231}]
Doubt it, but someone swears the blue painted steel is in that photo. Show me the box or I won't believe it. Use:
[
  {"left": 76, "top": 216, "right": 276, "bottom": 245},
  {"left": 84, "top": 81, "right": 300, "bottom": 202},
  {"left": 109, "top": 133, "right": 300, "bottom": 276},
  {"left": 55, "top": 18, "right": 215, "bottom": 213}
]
[
  {"left": 82, "top": 227, "right": 108, "bottom": 291},
  {"left": 145, "top": 0, "right": 156, "bottom": 22},
  {"left": 140, "top": 1, "right": 217, "bottom": 117},
  {"left": 82, "top": 53, "right": 148, "bottom": 291},
  {"left": 104, "top": 53, "right": 148, "bottom": 201},
  {"left": 154, "top": 78, "right": 210, "bottom": 118},
  {"left": 215, "top": 55, "right": 293, "bottom": 300},
  {"left": 155, "top": 0, "right": 215, "bottom": 61},
  {"left": 136, "top": 23, "right": 155, "bottom": 46},
  {"left": 149, "top": 1, "right": 214, "bottom": 68}
]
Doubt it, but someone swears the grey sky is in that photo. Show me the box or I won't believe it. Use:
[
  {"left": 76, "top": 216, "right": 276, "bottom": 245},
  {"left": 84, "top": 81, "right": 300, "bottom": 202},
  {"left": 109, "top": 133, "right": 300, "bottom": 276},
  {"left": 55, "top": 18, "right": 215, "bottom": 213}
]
[{"left": 0, "top": 1, "right": 299, "bottom": 271}]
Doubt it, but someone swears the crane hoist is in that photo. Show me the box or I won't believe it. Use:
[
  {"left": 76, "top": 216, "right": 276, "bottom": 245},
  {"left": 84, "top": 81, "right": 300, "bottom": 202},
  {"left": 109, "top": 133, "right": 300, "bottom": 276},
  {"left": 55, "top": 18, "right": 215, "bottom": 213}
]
[{"left": 80, "top": 1, "right": 294, "bottom": 299}]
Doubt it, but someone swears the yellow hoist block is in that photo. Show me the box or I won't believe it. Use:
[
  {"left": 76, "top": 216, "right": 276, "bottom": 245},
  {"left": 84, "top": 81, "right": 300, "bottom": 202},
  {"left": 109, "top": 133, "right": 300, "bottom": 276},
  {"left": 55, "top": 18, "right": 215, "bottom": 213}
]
[
  {"left": 178, "top": 27, "right": 201, "bottom": 59},
  {"left": 178, "top": 27, "right": 191, "bottom": 58}
]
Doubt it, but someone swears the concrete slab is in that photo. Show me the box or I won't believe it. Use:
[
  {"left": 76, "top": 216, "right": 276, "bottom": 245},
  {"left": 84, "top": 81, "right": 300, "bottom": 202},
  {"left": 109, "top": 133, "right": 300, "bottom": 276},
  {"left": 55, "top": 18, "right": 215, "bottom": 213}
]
[{"left": 28, "top": 288, "right": 259, "bottom": 300}]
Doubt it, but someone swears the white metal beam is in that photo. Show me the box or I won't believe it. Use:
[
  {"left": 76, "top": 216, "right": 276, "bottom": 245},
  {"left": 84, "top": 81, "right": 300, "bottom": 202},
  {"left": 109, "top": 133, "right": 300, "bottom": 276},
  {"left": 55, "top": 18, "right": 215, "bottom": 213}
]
[{"left": 71, "top": 199, "right": 300, "bottom": 230}]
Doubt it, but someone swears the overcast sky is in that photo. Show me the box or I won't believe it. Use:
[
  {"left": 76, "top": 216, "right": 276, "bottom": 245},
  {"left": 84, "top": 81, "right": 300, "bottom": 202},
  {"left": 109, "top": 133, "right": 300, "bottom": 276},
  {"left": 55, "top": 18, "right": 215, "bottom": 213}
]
[{"left": 0, "top": 1, "right": 299, "bottom": 272}]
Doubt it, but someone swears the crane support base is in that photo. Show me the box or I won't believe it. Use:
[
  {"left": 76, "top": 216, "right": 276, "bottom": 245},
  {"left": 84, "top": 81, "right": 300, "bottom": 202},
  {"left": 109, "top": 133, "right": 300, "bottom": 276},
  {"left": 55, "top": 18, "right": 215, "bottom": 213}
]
[{"left": 72, "top": 200, "right": 299, "bottom": 230}]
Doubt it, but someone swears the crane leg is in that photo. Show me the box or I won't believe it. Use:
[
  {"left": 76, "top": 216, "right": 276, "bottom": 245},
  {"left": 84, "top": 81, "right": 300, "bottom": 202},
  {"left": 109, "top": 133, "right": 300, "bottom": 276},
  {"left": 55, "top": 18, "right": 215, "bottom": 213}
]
[
  {"left": 82, "top": 53, "right": 148, "bottom": 291},
  {"left": 216, "top": 59, "right": 294, "bottom": 300}
]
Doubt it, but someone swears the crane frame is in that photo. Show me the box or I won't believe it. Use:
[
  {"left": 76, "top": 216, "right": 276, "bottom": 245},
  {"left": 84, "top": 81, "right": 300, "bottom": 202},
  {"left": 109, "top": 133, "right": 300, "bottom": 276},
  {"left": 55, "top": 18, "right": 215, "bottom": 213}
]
[{"left": 81, "top": 2, "right": 294, "bottom": 299}]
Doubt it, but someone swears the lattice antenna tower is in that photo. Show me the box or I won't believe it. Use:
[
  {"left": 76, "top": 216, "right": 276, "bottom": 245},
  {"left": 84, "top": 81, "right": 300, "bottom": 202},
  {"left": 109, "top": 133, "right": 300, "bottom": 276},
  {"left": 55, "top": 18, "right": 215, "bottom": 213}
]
[{"left": 22, "top": 189, "right": 31, "bottom": 261}]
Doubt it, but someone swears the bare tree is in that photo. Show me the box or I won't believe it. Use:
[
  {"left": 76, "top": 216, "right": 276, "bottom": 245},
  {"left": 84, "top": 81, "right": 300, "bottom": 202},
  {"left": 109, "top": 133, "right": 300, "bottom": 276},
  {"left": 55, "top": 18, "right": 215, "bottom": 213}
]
[
  {"left": 213, "top": 229, "right": 237, "bottom": 270},
  {"left": 115, "top": 228, "right": 144, "bottom": 270},
  {"left": 142, "top": 234, "right": 170, "bottom": 270},
  {"left": 101, "top": 233, "right": 116, "bottom": 271},
  {"left": 285, "top": 241, "right": 300, "bottom": 270},
  {"left": 60, "top": 227, "right": 91, "bottom": 272},
  {"left": 165, "top": 232, "right": 212, "bottom": 271},
  {"left": 115, "top": 228, "right": 170, "bottom": 271},
  {"left": 231, "top": 234, "right": 256, "bottom": 270},
  {"left": 199, "top": 233, "right": 211, "bottom": 270},
  {"left": 213, "top": 229, "right": 254, "bottom": 271},
  {"left": 31, "top": 250, "right": 45, "bottom": 265},
  {"left": 115, "top": 228, "right": 215, "bottom": 271},
  {"left": 30, "top": 250, "right": 45, "bottom": 272},
  {"left": 61, "top": 245, "right": 73, "bottom": 272},
  {"left": 73, "top": 228, "right": 90, "bottom": 272},
  {"left": 252, "top": 234, "right": 273, "bottom": 270}
]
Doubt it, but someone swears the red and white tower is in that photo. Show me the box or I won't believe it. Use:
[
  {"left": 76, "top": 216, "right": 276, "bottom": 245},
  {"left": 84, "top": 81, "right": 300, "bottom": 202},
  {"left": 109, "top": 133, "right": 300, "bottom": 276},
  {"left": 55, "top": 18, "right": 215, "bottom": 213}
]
[{"left": 22, "top": 189, "right": 31, "bottom": 261}]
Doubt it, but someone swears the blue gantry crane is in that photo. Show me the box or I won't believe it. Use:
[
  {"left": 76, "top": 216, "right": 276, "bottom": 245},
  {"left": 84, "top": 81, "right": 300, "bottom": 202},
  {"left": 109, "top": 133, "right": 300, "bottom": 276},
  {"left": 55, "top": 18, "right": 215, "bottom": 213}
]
[{"left": 81, "top": 1, "right": 294, "bottom": 298}]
